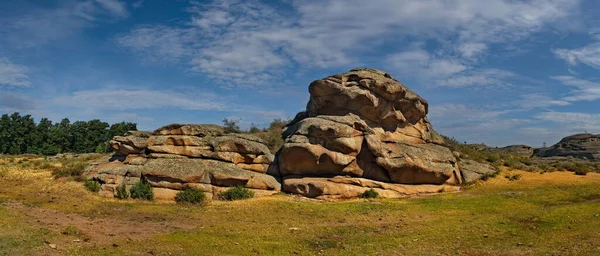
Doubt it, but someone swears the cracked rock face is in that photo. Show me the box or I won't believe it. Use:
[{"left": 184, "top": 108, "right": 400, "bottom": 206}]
[
  {"left": 278, "top": 68, "right": 462, "bottom": 198},
  {"left": 86, "top": 124, "right": 280, "bottom": 200}
]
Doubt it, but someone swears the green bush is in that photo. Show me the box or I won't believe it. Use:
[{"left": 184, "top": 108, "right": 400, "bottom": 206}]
[
  {"left": 574, "top": 169, "right": 589, "bottom": 176},
  {"left": 218, "top": 185, "right": 254, "bottom": 201},
  {"left": 84, "top": 179, "right": 101, "bottom": 192},
  {"left": 116, "top": 183, "right": 129, "bottom": 199},
  {"left": 175, "top": 188, "right": 207, "bottom": 204},
  {"left": 359, "top": 189, "right": 379, "bottom": 198},
  {"left": 130, "top": 181, "right": 153, "bottom": 200}
]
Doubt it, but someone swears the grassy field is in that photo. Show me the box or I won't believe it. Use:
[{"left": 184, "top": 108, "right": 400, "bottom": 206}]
[{"left": 1, "top": 156, "right": 599, "bottom": 255}]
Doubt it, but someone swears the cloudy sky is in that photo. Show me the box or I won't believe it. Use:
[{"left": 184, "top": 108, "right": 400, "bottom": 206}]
[{"left": 1, "top": 0, "right": 600, "bottom": 147}]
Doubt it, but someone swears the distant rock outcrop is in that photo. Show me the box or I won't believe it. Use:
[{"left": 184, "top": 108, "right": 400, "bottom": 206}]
[
  {"left": 85, "top": 124, "right": 280, "bottom": 200},
  {"left": 534, "top": 133, "right": 600, "bottom": 160},
  {"left": 466, "top": 144, "right": 533, "bottom": 156},
  {"left": 277, "top": 68, "right": 464, "bottom": 199}
]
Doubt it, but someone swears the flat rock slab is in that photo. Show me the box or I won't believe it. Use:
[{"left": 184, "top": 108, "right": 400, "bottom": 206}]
[{"left": 283, "top": 176, "right": 459, "bottom": 199}]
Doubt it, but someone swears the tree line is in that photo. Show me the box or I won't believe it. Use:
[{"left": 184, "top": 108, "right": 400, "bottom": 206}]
[{"left": 0, "top": 112, "right": 136, "bottom": 155}]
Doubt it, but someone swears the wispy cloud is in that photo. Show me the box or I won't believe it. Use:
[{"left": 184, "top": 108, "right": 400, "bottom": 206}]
[
  {"left": 116, "top": 0, "right": 581, "bottom": 87},
  {"left": 0, "top": 92, "right": 36, "bottom": 111},
  {"left": 554, "top": 43, "right": 600, "bottom": 69},
  {"left": 2, "top": 0, "right": 129, "bottom": 48},
  {"left": 552, "top": 75, "right": 600, "bottom": 102},
  {"left": 514, "top": 93, "right": 571, "bottom": 109},
  {"left": 94, "top": 0, "right": 129, "bottom": 18},
  {"left": 0, "top": 58, "right": 30, "bottom": 87},
  {"left": 535, "top": 111, "right": 600, "bottom": 133},
  {"left": 54, "top": 89, "right": 229, "bottom": 111}
]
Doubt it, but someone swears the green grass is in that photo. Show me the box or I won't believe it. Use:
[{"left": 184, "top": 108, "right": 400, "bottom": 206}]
[
  {"left": 0, "top": 203, "right": 53, "bottom": 255},
  {"left": 1, "top": 155, "right": 600, "bottom": 255}
]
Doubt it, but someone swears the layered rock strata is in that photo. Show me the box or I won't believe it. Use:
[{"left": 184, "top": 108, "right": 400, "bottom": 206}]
[
  {"left": 85, "top": 125, "right": 280, "bottom": 199},
  {"left": 277, "top": 68, "right": 464, "bottom": 199}
]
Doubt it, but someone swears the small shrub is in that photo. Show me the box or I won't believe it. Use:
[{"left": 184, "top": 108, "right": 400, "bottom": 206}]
[
  {"left": 520, "top": 158, "right": 533, "bottom": 166},
  {"left": 504, "top": 174, "right": 522, "bottom": 181},
  {"left": 503, "top": 158, "right": 523, "bottom": 169},
  {"left": 218, "top": 185, "right": 254, "bottom": 201},
  {"left": 574, "top": 169, "right": 589, "bottom": 176},
  {"left": 359, "top": 189, "right": 379, "bottom": 198},
  {"left": 84, "top": 179, "right": 101, "bottom": 193},
  {"left": 175, "top": 188, "right": 207, "bottom": 204},
  {"left": 130, "top": 181, "right": 153, "bottom": 200},
  {"left": 486, "top": 155, "right": 500, "bottom": 163},
  {"left": 53, "top": 161, "right": 88, "bottom": 178},
  {"left": 116, "top": 183, "right": 129, "bottom": 199},
  {"left": 480, "top": 172, "right": 498, "bottom": 181}
]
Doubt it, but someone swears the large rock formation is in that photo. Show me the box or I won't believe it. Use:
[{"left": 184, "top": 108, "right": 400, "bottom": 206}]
[
  {"left": 534, "top": 133, "right": 600, "bottom": 160},
  {"left": 85, "top": 124, "right": 280, "bottom": 200},
  {"left": 277, "top": 68, "right": 464, "bottom": 199}
]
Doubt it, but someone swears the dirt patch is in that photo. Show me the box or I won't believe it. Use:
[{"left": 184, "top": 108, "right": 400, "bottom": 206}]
[{"left": 4, "top": 200, "right": 196, "bottom": 247}]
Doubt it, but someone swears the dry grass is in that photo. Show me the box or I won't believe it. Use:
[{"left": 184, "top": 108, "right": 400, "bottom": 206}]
[{"left": 0, "top": 158, "right": 599, "bottom": 255}]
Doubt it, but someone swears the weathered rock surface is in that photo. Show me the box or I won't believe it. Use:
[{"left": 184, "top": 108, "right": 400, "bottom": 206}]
[
  {"left": 85, "top": 124, "right": 279, "bottom": 199},
  {"left": 488, "top": 145, "right": 533, "bottom": 156},
  {"left": 459, "top": 160, "right": 498, "bottom": 184},
  {"left": 534, "top": 134, "right": 600, "bottom": 160},
  {"left": 278, "top": 68, "right": 463, "bottom": 198},
  {"left": 110, "top": 131, "right": 152, "bottom": 155},
  {"left": 283, "top": 176, "right": 459, "bottom": 199},
  {"left": 467, "top": 144, "right": 533, "bottom": 156}
]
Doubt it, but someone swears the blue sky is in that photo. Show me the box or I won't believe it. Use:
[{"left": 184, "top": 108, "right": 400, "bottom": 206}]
[{"left": 1, "top": 0, "right": 600, "bottom": 147}]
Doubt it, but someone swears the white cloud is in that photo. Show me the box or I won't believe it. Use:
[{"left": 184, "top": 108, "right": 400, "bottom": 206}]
[
  {"left": 552, "top": 76, "right": 600, "bottom": 102},
  {"left": 436, "top": 69, "right": 517, "bottom": 88},
  {"left": 514, "top": 93, "right": 571, "bottom": 109},
  {"left": 2, "top": 0, "right": 129, "bottom": 48},
  {"left": 116, "top": 0, "right": 581, "bottom": 87},
  {"left": 0, "top": 92, "right": 36, "bottom": 111},
  {"left": 116, "top": 26, "right": 198, "bottom": 63},
  {"left": 94, "top": 0, "right": 128, "bottom": 17},
  {"left": 554, "top": 43, "right": 600, "bottom": 69},
  {"left": 54, "top": 89, "right": 229, "bottom": 111},
  {"left": 457, "top": 43, "right": 488, "bottom": 59},
  {"left": 535, "top": 111, "right": 600, "bottom": 132},
  {"left": 386, "top": 49, "right": 468, "bottom": 80},
  {"left": 429, "top": 103, "right": 512, "bottom": 125},
  {"left": 0, "top": 58, "right": 30, "bottom": 87}
]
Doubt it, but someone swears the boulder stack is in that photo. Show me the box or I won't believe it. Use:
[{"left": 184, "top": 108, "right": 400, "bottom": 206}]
[
  {"left": 277, "top": 68, "right": 463, "bottom": 199},
  {"left": 85, "top": 68, "right": 498, "bottom": 200},
  {"left": 85, "top": 125, "right": 280, "bottom": 200}
]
